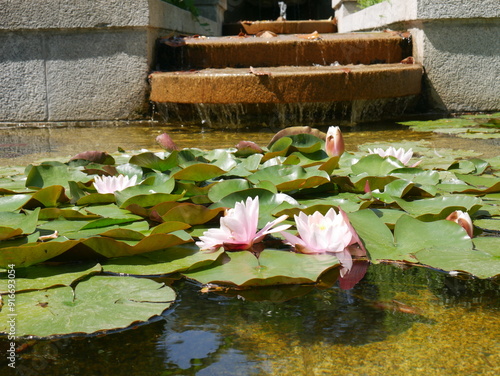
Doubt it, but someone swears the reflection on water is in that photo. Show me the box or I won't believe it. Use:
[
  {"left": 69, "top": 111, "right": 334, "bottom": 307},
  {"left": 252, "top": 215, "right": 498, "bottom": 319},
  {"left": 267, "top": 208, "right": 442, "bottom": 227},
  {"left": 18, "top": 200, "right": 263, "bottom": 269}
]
[
  {"left": 1, "top": 264, "right": 498, "bottom": 375},
  {"left": 1, "top": 120, "right": 499, "bottom": 167}
]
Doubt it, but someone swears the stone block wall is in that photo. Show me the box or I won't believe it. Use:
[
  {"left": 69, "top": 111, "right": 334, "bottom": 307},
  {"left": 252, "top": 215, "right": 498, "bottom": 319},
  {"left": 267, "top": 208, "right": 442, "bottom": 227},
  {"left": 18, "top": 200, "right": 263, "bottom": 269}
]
[{"left": 0, "top": 0, "right": 220, "bottom": 122}]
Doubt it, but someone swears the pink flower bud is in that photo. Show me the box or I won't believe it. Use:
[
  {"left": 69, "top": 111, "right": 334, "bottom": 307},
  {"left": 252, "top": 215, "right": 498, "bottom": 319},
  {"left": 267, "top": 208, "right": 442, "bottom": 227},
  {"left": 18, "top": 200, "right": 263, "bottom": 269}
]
[{"left": 325, "top": 126, "right": 345, "bottom": 157}]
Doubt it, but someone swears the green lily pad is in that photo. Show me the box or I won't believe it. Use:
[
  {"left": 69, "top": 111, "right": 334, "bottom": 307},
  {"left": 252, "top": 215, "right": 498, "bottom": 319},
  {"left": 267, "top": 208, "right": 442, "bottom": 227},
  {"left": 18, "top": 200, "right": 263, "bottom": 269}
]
[
  {"left": 351, "top": 154, "right": 404, "bottom": 176},
  {"left": 81, "top": 232, "right": 192, "bottom": 258},
  {"left": 0, "top": 208, "right": 39, "bottom": 240},
  {"left": 103, "top": 245, "right": 224, "bottom": 275},
  {"left": 0, "top": 263, "right": 102, "bottom": 293},
  {"left": 0, "top": 194, "right": 32, "bottom": 211},
  {"left": 394, "top": 195, "right": 483, "bottom": 220},
  {"left": 0, "top": 275, "right": 175, "bottom": 337},
  {"left": 173, "top": 163, "right": 227, "bottom": 181},
  {"left": 129, "top": 151, "right": 178, "bottom": 172},
  {"left": 0, "top": 235, "right": 79, "bottom": 268},
  {"left": 183, "top": 250, "right": 340, "bottom": 287},
  {"left": 25, "top": 163, "right": 89, "bottom": 189}
]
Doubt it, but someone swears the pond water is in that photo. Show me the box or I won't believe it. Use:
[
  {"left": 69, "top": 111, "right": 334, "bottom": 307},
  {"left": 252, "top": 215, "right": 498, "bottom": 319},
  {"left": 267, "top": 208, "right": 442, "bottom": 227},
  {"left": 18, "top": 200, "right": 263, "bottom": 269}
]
[
  {"left": 0, "top": 120, "right": 499, "bottom": 375},
  {"left": 1, "top": 264, "right": 498, "bottom": 375},
  {"left": 1, "top": 119, "right": 499, "bottom": 166}
]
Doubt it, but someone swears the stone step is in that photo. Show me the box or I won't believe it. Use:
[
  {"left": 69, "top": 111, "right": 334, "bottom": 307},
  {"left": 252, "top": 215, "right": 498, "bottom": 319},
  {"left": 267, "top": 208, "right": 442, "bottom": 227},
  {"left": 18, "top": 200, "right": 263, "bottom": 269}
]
[
  {"left": 222, "top": 19, "right": 337, "bottom": 35},
  {"left": 157, "top": 32, "right": 412, "bottom": 71},
  {"left": 149, "top": 63, "right": 422, "bottom": 104}
]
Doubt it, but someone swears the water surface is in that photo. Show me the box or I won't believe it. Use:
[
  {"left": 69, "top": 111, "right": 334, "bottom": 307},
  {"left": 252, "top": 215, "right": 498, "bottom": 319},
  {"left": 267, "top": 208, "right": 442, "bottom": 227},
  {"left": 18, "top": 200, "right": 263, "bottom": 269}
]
[{"left": 0, "top": 120, "right": 499, "bottom": 375}]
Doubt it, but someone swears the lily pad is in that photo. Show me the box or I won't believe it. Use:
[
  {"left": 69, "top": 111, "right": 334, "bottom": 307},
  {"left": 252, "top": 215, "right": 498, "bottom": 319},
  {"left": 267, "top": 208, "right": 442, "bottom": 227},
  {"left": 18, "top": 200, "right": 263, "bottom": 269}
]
[
  {"left": 0, "top": 263, "right": 102, "bottom": 293},
  {"left": 183, "top": 250, "right": 340, "bottom": 287},
  {"left": 103, "top": 245, "right": 224, "bottom": 275},
  {"left": 0, "top": 275, "right": 175, "bottom": 337}
]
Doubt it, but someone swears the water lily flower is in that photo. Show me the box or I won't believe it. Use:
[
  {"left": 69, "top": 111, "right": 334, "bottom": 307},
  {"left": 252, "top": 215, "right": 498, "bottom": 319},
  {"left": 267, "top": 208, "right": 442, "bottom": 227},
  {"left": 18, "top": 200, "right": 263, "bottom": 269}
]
[
  {"left": 93, "top": 174, "right": 138, "bottom": 194},
  {"left": 280, "top": 208, "right": 364, "bottom": 276},
  {"left": 446, "top": 210, "right": 474, "bottom": 238},
  {"left": 368, "top": 146, "right": 414, "bottom": 166},
  {"left": 325, "top": 126, "right": 345, "bottom": 157},
  {"left": 196, "top": 196, "right": 290, "bottom": 252}
]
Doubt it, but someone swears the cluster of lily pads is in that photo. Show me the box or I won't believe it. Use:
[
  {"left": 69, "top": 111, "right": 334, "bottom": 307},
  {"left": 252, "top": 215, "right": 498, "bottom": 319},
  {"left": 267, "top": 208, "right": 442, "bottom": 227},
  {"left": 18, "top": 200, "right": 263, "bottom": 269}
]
[{"left": 0, "top": 120, "right": 499, "bottom": 338}]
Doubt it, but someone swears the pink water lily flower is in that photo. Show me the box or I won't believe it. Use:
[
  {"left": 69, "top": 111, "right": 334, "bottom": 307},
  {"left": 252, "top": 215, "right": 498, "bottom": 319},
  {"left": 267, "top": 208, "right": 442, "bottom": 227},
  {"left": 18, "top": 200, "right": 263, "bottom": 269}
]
[
  {"left": 446, "top": 210, "right": 474, "bottom": 238},
  {"left": 93, "top": 174, "right": 138, "bottom": 194},
  {"left": 368, "top": 146, "right": 414, "bottom": 166},
  {"left": 196, "top": 196, "right": 290, "bottom": 252},
  {"left": 325, "top": 126, "right": 345, "bottom": 157},
  {"left": 281, "top": 208, "right": 364, "bottom": 276}
]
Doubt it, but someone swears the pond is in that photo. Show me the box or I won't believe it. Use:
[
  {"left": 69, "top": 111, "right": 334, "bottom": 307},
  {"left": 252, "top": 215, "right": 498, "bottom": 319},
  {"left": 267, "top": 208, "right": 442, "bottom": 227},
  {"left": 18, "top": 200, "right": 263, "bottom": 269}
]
[
  {"left": 1, "top": 264, "right": 499, "bottom": 375},
  {"left": 0, "top": 117, "right": 499, "bottom": 375}
]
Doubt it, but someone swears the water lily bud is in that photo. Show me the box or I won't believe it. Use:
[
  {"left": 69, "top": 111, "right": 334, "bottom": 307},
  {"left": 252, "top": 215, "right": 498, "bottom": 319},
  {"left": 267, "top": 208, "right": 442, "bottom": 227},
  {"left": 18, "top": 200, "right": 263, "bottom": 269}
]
[
  {"left": 156, "top": 133, "right": 179, "bottom": 151},
  {"left": 446, "top": 210, "right": 473, "bottom": 238},
  {"left": 325, "top": 126, "right": 345, "bottom": 157}
]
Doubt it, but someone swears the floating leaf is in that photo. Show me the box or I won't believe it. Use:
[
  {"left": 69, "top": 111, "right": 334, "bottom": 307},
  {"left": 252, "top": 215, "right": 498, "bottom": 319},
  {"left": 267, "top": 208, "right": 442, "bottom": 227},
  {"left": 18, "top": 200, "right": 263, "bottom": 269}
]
[
  {"left": 0, "top": 235, "right": 79, "bottom": 268},
  {"left": 0, "top": 194, "right": 32, "bottom": 211},
  {"left": 0, "top": 276, "right": 175, "bottom": 337},
  {"left": 103, "top": 245, "right": 224, "bottom": 275},
  {"left": 248, "top": 165, "right": 329, "bottom": 192},
  {"left": 0, "top": 208, "right": 39, "bottom": 240},
  {"left": 25, "top": 163, "right": 89, "bottom": 189},
  {"left": 207, "top": 179, "right": 251, "bottom": 203},
  {"left": 159, "top": 203, "right": 225, "bottom": 225},
  {"left": 183, "top": 250, "right": 340, "bottom": 287},
  {"left": 351, "top": 154, "right": 404, "bottom": 176},
  {"left": 0, "top": 263, "right": 102, "bottom": 293},
  {"left": 129, "top": 151, "right": 178, "bottom": 172},
  {"left": 81, "top": 232, "right": 191, "bottom": 258},
  {"left": 173, "top": 163, "right": 227, "bottom": 181},
  {"left": 395, "top": 196, "right": 483, "bottom": 220}
]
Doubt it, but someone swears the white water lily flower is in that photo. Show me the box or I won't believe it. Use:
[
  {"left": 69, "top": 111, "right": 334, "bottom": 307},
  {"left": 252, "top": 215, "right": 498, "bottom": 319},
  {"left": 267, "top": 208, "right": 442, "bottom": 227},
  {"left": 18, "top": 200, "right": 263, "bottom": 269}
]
[
  {"left": 93, "top": 174, "right": 138, "bottom": 194},
  {"left": 368, "top": 146, "right": 414, "bottom": 166},
  {"left": 196, "top": 196, "right": 290, "bottom": 252}
]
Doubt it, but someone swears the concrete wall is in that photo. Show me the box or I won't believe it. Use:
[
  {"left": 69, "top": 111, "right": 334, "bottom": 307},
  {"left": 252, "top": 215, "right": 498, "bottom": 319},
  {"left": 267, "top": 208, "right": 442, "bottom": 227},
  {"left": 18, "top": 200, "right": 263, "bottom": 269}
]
[
  {"left": 333, "top": 0, "right": 500, "bottom": 113},
  {"left": 0, "top": 0, "right": 220, "bottom": 122}
]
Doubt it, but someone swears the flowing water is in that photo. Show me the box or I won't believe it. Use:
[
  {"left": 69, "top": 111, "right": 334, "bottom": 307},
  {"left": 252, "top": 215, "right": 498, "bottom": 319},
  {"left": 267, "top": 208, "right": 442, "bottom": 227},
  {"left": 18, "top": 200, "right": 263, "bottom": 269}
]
[{"left": 0, "top": 120, "right": 499, "bottom": 375}]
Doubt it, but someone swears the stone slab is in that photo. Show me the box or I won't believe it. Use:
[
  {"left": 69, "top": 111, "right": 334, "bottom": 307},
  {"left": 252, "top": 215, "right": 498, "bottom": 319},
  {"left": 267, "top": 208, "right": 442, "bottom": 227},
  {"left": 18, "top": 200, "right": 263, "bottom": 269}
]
[
  {"left": 150, "top": 63, "right": 423, "bottom": 104},
  {"left": 0, "top": 32, "right": 48, "bottom": 121},
  {"left": 223, "top": 20, "right": 337, "bottom": 35},
  {"left": 157, "top": 32, "right": 411, "bottom": 70},
  {"left": 0, "top": 0, "right": 218, "bottom": 32}
]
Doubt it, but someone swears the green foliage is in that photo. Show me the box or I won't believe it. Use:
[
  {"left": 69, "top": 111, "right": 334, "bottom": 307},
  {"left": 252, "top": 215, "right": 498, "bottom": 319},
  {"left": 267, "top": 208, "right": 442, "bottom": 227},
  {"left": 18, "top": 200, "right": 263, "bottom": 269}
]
[
  {"left": 164, "top": 0, "right": 199, "bottom": 17},
  {"left": 357, "top": 0, "right": 386, "bottom": 9}
]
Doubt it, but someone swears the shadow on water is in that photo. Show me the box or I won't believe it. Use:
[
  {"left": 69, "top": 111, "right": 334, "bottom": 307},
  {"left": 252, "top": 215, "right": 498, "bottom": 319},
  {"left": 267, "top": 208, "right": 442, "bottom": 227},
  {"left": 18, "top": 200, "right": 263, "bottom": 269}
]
[{"left": 1, "top": 264, "right": 498, "bottom": 376}]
